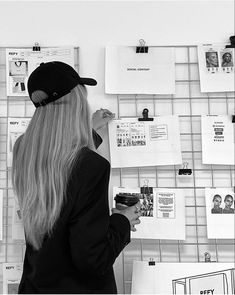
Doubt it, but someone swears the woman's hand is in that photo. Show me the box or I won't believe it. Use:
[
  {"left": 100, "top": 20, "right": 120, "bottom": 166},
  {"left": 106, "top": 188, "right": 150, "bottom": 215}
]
[
  {"left": 112, "top": 203, "right": 141, "bottom": 232},
  {"left": 92, "top": 109, "right": 115, "bottom": 131}
]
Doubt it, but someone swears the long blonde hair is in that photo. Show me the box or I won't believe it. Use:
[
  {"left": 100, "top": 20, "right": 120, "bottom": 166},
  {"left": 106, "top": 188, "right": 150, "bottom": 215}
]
[{"left": 12, "top": 85, "right": 94, "bottom": 250}]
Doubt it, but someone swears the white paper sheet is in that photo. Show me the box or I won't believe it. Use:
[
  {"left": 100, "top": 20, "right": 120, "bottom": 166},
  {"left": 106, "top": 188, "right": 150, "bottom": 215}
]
[
  {"left": 12, "top": 198, "right": 25, "bottom": 241},
  {"left": 105, "top": 46, "right": 175, "bottom": 94},
  {"left": 6, "top": 47, "right": 75, "bottom": 96},
  {"left": 198, "top": 44, "right": 234, "bottom": 92},
  {"left": 205, "top": 188, "right": 234, "bottom": 239},
  {"left": 7, "top": 117, "right": 31, "bottom": 167},
  {"left": 2, "top": 262, "right": 23, "bottom": 294},
  {"left": 0, "top": 190, "right": 3, "bottom": 241},
  {"left": 108, "top": 116, "right": 182, "bottom": 168},
  {"left": 113, "top": 187, "right": 185, "bottom": 240},
  {"left": 201, "top": 115, "right": 234, "bottom": 165},
  {"left": 131, "top": 261, "right": 235, "bottom": 294}
]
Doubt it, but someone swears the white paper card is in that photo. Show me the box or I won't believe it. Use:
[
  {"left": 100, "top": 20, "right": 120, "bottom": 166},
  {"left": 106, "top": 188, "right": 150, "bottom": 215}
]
[
  {"left": 6, "top": 47, "right": 75, "bottom": 96},
  {"left": 108, "top": 116, "right": 182, "bottom": 168},
  {"left": 105, "top": 46, "right": 175, "bottom": 94},
  {"left": 205, "top": 188, "right": 234, "bottom": 239},
  {"left": 131, "top": 261, "right": 235, "bottom": 294},
  {"left": 7, "top": 117, "right": 31, "bottom": 167},
  {"left": 113, "top": 187, "right": 185, "bottom": 240},
  {"left": 198, "top": 44, "right": 234, "bottom": 92},
  {"left": 2, "top": 262, "right": 23, "bottom": 294},
  {"left": 201, "top": 115, "right": 234, "bottom": 165}
]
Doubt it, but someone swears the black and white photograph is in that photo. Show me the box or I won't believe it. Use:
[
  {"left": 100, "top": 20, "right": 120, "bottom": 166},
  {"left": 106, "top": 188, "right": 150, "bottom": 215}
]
[{"left": 0, "top": 1, "right": 234, "bottom": 294}]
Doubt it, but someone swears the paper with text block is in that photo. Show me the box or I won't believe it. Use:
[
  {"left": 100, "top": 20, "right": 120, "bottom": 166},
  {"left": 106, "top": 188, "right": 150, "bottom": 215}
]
[
  {"left": 201, "top": 115, "right": 234, "bottom": 165},
  {"left": 105, "top": 46, "right": 175, "bottom": 94},
  {"left": 6, "top": 47, "right": 75, "bottom": 96},
  {"left": 2, "top": 262, "right": 23, "bottom": 294},
  {"left": 108, "top": 115, "right": 182, "bottom": 168},
  {"left": 113, "top": 187, "right": 185, "bottom": 240}
]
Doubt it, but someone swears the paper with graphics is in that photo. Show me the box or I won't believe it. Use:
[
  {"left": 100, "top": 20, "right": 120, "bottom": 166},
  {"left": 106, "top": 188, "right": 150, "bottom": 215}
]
[
  {"left": 105, "top": 46, "right": 175, "bottom": 94},
  {"left": 6, "top": 47, "right": 74, "bottom": 96},
  {"left": 108, "top": 115, "right": 182, "bottom": 168},
  {"left": 113, "top": 187, "right": 185, "bottom": 240},
  {"left": 0, "top": 190, "right": 3, "bottom": 240},
  {"left": 7, "top": 117, "right": 31, "bottom": 167},
  {"left": 2, "top": 262, "right": 23, "bottom": 294},
  {"left": 12, "top": 198, "right": 25, "bottom": 241},
  {"left": 198, "top": 44, "right": 234, "bottom": 92},
  {"left": 201, "top": 115, "right": 234, "bottom": 165},
  {"left": 131, "top": 261, "right": 235, "bottom": 294},
  {"left": 205, "top": 188, "right": 234, "bottom": 239}
]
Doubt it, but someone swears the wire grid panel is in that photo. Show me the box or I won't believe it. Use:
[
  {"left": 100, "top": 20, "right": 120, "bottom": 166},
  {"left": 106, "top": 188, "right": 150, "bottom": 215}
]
[
  {"left": 0, "top": 46, "right": 79, "bottom": 292},
  {"left": 109, "top": 45, "right": 235, "bottom": 294}
]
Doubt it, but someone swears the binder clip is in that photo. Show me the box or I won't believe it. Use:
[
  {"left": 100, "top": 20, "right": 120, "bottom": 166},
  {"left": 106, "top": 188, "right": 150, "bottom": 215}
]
[
  {"left": 148, "top": 258, "right": 155, "bottom": 266},
  {"left": 33, "top": 42, "right": 41, "bottom": 51},
  {"left": 136, "top": 39, "right": 148, "bottom": 53},
  {"left": 225, "top": 36, "right": 235, "bottom": 48},
  {"left": 178, "top": 162, "right": 192, "bottom": 176},
  {"left": 138, "top": 108, "right": 153, "bottom": 121},
  {"left": 140, "top": 179, "right": 153, "bottom": 195}
]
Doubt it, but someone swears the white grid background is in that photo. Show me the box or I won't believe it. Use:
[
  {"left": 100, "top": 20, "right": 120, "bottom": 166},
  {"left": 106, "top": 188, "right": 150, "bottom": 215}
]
[{"left": 0, "top": 45, "right": 234, "bottom": 294}]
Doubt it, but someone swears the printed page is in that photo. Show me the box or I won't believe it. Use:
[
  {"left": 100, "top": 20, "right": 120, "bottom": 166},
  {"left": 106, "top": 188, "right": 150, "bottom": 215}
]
[
  {"left": 113, "top": 187, "right": 185, "bottom": 240},
  {"left": 198, "top": 44, "right": 234, "bottom": 92},
  {"left": 108, "top": 115, "right": 182, "bottom": 168},
  {"left": 6, "top": 47, "right": 75, "bottom": 96},
  {"left": 7, "top": 117, "right": 31, "bottom": 167},
  {"left": 2, "top": 262, "right": 23, "bottom": 294},
  {"left": 105, "top": 46, "right": 175, "bottom": 94},
  {"left": 131, "top": 262, "right": 235, "bottom": 294},
  {"left": 201, "top": 115, "right": 234, "bottom": 165},
  {"left": 205, "top": 188, "right": 234, "bottom": 239}
]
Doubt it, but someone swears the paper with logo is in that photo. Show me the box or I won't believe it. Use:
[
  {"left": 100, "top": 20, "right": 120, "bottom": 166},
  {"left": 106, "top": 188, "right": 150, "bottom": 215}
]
[
  {"left": 2, "top": 262, "right": 23, "bottom": 294},
  {"left": 201, "top": 115, "right": 234, "bottom": 165},
  {"left": 108, "top": 115, "right": 182, "bottom": 168},
  {"left": 12, "top": 198, "right": 25, "bottom": 241},
  {"left": 105, "top": 46, "right": 175, "bottom": 94},
  {"left": 113, "top": 187, "right": 185, "bottom": 240},
  {"left": 7, "top": 117, "right": 31, "bottom": 167},
  {"left": 198, "top": 44, "right": 234, "bottom": 92},
  {"left": 0, "top": 190, "right": 3, "bottom": 240},
  {"left": 131, "top": 261, "right": 235, "bottom": 294},
  {"left": 6, "top": 47, "right": 74, "bottom": 96},
  {"left": 205, "top": 188, "right": 234, "bottom": 239}
]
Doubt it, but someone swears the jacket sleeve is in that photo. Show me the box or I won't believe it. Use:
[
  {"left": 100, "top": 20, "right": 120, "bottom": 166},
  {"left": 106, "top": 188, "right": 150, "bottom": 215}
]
[
  {"left": 92, "top": 129, "right": 103, "bottom": 149},
  {"left": 68, "top": 152, "right": 130, "bottom": 276}
]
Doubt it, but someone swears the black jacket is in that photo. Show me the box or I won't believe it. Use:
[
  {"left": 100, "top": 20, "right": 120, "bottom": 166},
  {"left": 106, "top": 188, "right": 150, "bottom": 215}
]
[{"left": 18, "top": 132, "right": 130, "bottom": 294}]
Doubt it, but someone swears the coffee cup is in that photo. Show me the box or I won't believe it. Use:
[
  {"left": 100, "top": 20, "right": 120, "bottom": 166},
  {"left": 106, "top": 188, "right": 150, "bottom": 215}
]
[{"left": 114, "top": 193, "right": 139, "bottom": 210}]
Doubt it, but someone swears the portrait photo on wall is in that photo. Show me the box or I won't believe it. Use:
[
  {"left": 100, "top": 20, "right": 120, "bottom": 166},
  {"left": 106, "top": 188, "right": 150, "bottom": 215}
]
[
  {"left": 198, "top": 43, "right": 234, "bottom": 92},
  {"left": 205, "top": 188, "right": 235, "bottom": 239}
]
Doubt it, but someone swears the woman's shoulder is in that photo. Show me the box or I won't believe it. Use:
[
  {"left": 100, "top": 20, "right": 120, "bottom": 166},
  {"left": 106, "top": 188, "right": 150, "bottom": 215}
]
[{"left": 75, "top": 147, "right": 110, "bottom": 171}]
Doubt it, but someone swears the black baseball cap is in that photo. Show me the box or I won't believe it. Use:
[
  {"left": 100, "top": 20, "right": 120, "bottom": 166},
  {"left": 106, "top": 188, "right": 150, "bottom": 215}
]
[{"left": 27, "top": 61, "right": 97, "bottom": 108}]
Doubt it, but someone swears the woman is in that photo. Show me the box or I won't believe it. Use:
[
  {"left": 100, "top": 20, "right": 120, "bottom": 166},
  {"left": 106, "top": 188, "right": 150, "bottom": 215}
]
[{"left": 12, "top": 61, "right": 141, "bottom": 294}]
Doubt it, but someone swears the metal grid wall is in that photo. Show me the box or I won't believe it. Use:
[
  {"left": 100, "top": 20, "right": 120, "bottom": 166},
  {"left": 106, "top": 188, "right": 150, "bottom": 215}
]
[
  {"left": 0, "top": 45, "right": 234, "bottom": 294},
  {"left": 109, "top": 45, "right": 235, "bottom": 294},
  {"left": 0, "top": 47, "right": 79, "bottom": 292}
]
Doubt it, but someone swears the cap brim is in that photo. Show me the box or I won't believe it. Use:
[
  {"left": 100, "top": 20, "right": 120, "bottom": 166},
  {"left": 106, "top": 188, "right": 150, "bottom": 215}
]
[{"left": 80, "top": 77, "right": 97, "bottom": 86}]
